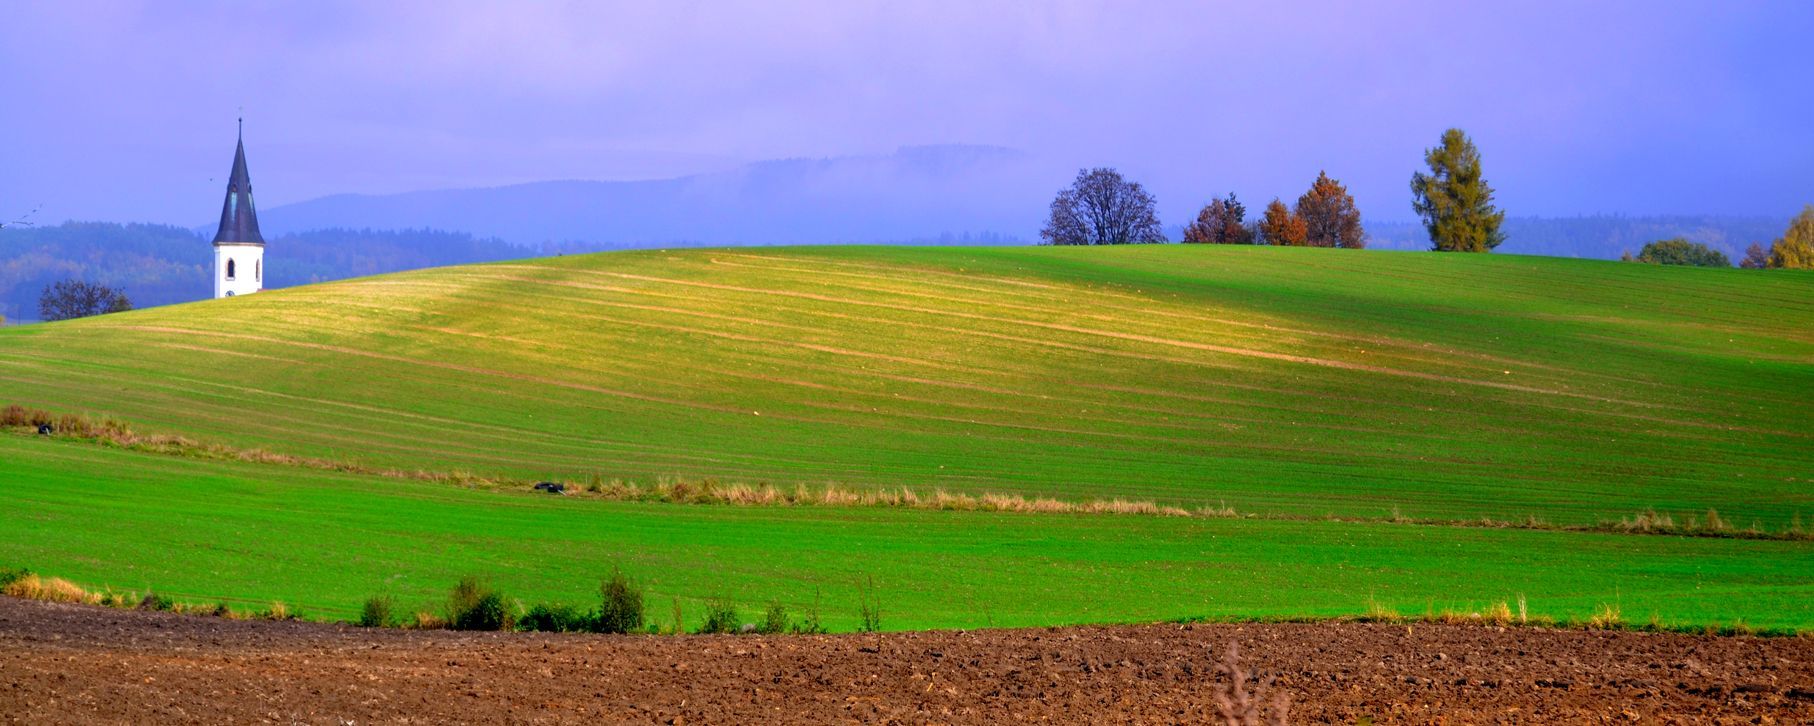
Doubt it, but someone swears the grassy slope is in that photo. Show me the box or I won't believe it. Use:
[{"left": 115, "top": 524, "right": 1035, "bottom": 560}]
[
  {"left": 2, "top": 244, "right": 1808, "bottom": 524},
  {"left": 5, "top": 436, "right": 1810, "bottom": 629},
  {"left": 0, "top": 245, "right": 1810, "bottom": 629}
]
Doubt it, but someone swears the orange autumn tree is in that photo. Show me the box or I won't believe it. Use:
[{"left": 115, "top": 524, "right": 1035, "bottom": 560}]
[
  {"left": 1257, "top": 198, "right": 1308, "bottom": 246},
  {"left": 1769, "top": 205, "right": 1814, "bottom": 269},
  {"left": 1296, "top": 171, "right": 1366, "bottom": 248}
]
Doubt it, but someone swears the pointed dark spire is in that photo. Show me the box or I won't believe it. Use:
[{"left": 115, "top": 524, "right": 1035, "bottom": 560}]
[{"left": 212, "top": 119, "right": 265, "bottom": 245}]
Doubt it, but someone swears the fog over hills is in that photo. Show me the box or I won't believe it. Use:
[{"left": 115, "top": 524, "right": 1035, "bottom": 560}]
[
  {"left": 261, "top": 145, "right": 1053, "bottom": 247},
  {"left": 1368, "top": 216, "right": 1788, "bottom": 261},
  {"left": 261, "top": 143, "right": 1791, "bottom": 260}
]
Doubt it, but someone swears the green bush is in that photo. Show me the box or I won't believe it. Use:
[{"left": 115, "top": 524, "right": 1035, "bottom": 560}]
[
  {"left": 360, "top": 595, "right": 395, "bottom": 628},
  {"left": 521, "top": 602, "right": 585, "bottom": 632},
  {"left": 697, "top": 598, "right": 740, "bottom": 634},
  {"left": 858, "top": 575, "right": 881, "bottom": 633},
  {"left": 453, "top": 592, "right": 509, "bottom": 631},
  {"left": 447, "top": 576, "right": 511, "bottom": 631},
  {"left": 792, "top": 590, "right": 828, "bottom": 635},
  {"left": 138, "top": 592, "right": 174, "bottom": 611},
  {"left": 594, "top": 568, "right": 644, "bottom": 634},
  {"left": 1635, "top": 238, "right": 1731, "bottom": 267},
  {"left": 760, "top": 601, "right": 789, "bottom": 634}
]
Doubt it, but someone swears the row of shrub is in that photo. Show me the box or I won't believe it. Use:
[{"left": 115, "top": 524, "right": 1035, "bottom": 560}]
[
  {"left": 7, "top": 404, "right": 1227, "bottom": 523},
  {"left": 0, "top": 567, "right": 297, "bottom": 620},
  {"left": 361, "top": 570, "right": 854, "bottom": 635},
  {"left": 10, "top": 404, "right": 1812, "bottom": 541},
  {"left": 1603, "top": 507, "right": 1803, "bottom": 539},
  {"left": 7, "top": 565, "right": 1802, "bottom": 639},
  {"left": 1363, "top": 505, "right": 1813, "bottom": 542},
  {"left": 1344, "top": 595, "right": 1800, "bottom": 638},
  {"left": 1, "top": 404, "right": 128, "bottom": 438},
  {"left": 4, "top": 404, "right": 497, "bottom": 489},
  {"left": 574, "top": 474, "right": 1234, "bottom": 519}
]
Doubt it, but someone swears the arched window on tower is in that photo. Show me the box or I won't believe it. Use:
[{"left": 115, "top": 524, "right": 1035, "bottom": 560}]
[
  {"left": 226, "top": 259, "right": 236, "bottom": 281},
  {"left": 255, "top": 259, "right": 261, "bottom": 282}
]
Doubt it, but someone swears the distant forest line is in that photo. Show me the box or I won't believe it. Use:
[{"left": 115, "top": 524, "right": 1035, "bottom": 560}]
[
  {"left": 0, "top": 225, "right": 522, "bottom": 322},
  {"left": 0, "top": 215, "right": 1789, "bottom": 321},
  {"left": 1363, "top": 215, "right": 1787, "bottom": 259}
]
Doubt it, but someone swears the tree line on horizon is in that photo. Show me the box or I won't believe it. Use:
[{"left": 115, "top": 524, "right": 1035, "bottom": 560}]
[
  {"left": 1613, "top": 208, "right": 1813, "bottom": 269},
  {"left": 1039, "top": 128, "right": 1813, "bottom": 270},
  {"left": 1039, "top": 128, "right": 1495, "bottom": 251}
]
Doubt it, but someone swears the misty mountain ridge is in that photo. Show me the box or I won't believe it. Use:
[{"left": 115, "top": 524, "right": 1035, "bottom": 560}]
[
  {"left": 261, "top": 144, "right": 1791, "bottom": 259},
  {"left": 262, "top": 144, "right": 1046, "bottom": 247},
  {"left": 1368, "top": 215, "right": 1787, "bottom": 260}
]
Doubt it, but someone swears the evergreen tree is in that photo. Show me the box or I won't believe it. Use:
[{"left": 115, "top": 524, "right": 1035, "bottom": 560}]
[
  {"left": 1296, "top": 172, "right": 1365, "bottom": 248},
  {"left": 1768, "top": 205, "right": 1814, "bottom": 269},
  {"left": 1410, "top": 128, "right": 1506, "bottom": 252}
]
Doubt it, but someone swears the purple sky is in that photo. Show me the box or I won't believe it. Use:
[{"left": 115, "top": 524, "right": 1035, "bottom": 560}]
[{"left": 3, "top": 0, "right": 1810, "bottom": 227}]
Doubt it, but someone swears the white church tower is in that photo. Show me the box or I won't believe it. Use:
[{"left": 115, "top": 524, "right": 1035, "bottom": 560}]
[{"left": 212, "top": 120, "right": 265, "bottom": 298}]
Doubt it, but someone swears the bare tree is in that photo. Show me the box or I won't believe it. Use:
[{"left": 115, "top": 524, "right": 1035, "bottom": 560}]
[
  {"left": 1740, "top": 242, "right": 1772, "bottom": 269},
  {"left": 39, "top": 279, "right": 132, "bottom": 322},
  {"left": 1041, "top": 168, "right": 1166, "bottom": 245},
  {"left": 1184, "top": 193, "right": 1254, "bottom": 244}
]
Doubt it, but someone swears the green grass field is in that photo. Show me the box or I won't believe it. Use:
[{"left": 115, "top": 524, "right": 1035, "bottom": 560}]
[
  {"left": 5, "top": 436, "right": 1811, "bottom": 629},
  {"left": 1, "top": 245, "right": 1810, "bottom": 629}
]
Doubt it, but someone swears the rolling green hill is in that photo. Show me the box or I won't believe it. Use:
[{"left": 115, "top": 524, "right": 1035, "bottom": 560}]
[
  {"left": 5, "top": 244, "right": 1810, "bottom": 523},
  {"left": 1, "top": 245, "right": 1810, "bottom": 628}
]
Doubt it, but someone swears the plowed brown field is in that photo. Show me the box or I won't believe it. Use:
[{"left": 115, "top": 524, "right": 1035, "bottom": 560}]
[{"left": 1, "top": 597, "right": 1810, "bottom": 724}]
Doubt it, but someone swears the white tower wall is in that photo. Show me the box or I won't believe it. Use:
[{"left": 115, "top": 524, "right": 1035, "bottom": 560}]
[{"left": 214, "top": 243, "right": 264, "bottom": 298}]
